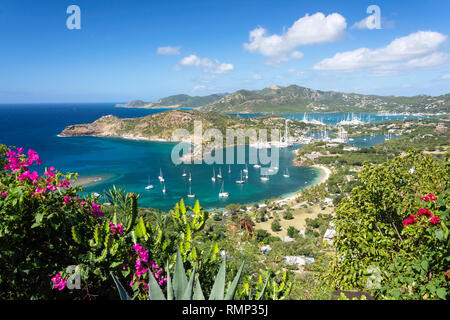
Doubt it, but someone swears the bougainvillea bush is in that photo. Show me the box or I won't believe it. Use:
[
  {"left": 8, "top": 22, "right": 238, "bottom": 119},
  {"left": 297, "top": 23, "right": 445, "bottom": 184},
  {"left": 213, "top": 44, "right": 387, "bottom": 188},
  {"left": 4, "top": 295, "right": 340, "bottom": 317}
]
[
  {"left": 0, "top": 146, "right": 168, "bottom": 299},
  {"left": 327, "top": 150, "right": 449, "bottom": 300}
]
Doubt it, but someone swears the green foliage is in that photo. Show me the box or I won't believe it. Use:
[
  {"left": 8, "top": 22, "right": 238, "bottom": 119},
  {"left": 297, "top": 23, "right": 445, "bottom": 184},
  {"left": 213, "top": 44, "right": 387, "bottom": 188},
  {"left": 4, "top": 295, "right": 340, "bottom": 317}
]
[
  {"left": 287, "top": 226, "right": 298, "bottom": 238},
  {"left": 283, "top": 211, "right": 294, "bottom": 220},
  {"left": 237, "top": 268, "right": 291, "bottom": 300},
  {"left": 326, "top": 151, "right": 449, "bottom": 300},
  {"left": 271, "top": 219, "right": 281, "bottom": 232}
]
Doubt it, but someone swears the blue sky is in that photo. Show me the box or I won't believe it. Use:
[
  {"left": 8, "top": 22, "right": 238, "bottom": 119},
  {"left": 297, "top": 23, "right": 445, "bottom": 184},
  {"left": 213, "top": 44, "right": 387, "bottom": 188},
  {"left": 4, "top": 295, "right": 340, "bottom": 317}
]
[{"left": 0, "top": 0, "right": 449, "bottom": 103}]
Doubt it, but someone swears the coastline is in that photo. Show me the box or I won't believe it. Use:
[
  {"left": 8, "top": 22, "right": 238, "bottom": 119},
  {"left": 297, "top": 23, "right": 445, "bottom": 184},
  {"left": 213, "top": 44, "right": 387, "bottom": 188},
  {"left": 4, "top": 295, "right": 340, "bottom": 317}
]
[
  {"left": 70, "top": 174, "right": 115, "bottom": 188},
  {"left": 271, "top": 164, "right": 331, "bottom": 206}
]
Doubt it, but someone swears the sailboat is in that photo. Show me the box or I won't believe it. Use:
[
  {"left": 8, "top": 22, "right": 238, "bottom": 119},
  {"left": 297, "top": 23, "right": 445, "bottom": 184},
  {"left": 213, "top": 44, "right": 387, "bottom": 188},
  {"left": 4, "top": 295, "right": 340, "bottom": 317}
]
[
  {"left": 211, "top": 167, "right": 216, "bottom": 182},
  {"left": 219, "top": 181, "right": 229, "bottom": 198},
  {"left": 182, "top": 169, "right": 187, "bottom": 177},
  {"left": 260, "top": 173, "right": 269, "bottom": 181},
  {"left": 158, "top": 169, "right": 165, "bottom": 182},
  {"left": 228, "top": 165, "right": 231, "bottom": 174},
  {"left": 283, "top": 168, "right": 290, "bottom": 178},
  {"left": 145, "top": 176, "right": 154, "bottom": 190},
  {"left": 188, "top": 172, "right": 192, "bottom": 182},
  {"left": 243, "top": 164, "right": 248, "bottom": 173},
  {"left": 236, "top": 170, "right": 245, "bottom": 184},
  {"left": 253, "top": 163, "right": 261, "bottom": 169},
  {"left": 217, "top": 167, "right": 222, "bottom": 179},
  {"left": 162, "top": 183, "right": 166, "bottom": 194},
  {"left": 187, "top": 181, "right": 195, "bottom": 198}
]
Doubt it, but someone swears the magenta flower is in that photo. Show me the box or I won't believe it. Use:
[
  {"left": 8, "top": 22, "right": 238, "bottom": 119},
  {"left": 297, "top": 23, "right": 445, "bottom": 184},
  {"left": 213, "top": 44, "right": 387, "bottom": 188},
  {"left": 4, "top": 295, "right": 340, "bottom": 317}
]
[
  {"left": 51, "top": 273, "right": 67, "bottom": 291},
  {"left": 63, "top": 196, "right": 72, "bottom": 203},
  {"left": 430, "top": 216, "right": 441, "bottom": 225},
  {"left": 1, "top": 191, "right": 8, "bottom": 198},
  {"left": 47, "top": 184, "right": 57, "bottom": 191}
]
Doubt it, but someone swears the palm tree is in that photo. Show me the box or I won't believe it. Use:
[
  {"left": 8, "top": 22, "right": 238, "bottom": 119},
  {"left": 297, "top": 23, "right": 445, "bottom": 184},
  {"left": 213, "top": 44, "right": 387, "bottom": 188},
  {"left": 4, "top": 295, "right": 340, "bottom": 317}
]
[{"left": 228, "top": 214, "right": 254, "bottom": 240}]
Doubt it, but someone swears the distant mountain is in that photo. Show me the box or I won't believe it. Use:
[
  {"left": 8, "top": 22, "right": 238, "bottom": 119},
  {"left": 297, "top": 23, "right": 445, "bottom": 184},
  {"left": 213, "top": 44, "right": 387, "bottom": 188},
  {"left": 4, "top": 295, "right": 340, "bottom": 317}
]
[
  {"left": 116, "top": 93, "right": 227, "bottom": 109},
  {"left": 198, "top": 85, "right": 450, "bottom": 114}
]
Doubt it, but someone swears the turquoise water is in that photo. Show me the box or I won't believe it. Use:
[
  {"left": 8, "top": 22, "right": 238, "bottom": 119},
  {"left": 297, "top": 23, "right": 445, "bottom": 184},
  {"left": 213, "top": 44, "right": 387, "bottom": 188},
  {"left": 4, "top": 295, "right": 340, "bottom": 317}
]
[{"left": 0, "top": 103, "right": 429, "bottom": 211}]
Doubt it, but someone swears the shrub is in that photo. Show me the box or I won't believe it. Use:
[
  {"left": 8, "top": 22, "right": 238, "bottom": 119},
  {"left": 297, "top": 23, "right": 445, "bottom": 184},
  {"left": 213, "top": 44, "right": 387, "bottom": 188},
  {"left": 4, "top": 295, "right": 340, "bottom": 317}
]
[
  {"left": 271, "top": 219, "right": 281, "bottom": 232},
  {"left": 327, "top": 151, "right": 449, "bottom": 300},
  {"left": 283, "top": 211, "right": 294, "bottom": 220},
  {"left": 287, "top": 226, "right": 298, "bottom": 238}
]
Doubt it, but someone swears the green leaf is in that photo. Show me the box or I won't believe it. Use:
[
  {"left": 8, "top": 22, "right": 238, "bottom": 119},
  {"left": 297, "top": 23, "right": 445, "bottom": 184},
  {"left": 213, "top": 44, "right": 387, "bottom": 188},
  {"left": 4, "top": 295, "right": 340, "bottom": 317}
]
[
  {"left": 148, "top": 271, "right": 166, "bottom": 300},
  {"left": 435, "top": 230, "right": 444, "bottom": 241},
  {"left": 182, "top": 266, "right": 196, "bottom": 300},
  {"left": 225, "top": 262, "right": 244, "bottom": 300},
  {"left": 173, "top": 247, "right": 188, "bottom": 300},
  {"left": 391, "top": 289, "right": 401, "bottom": 299},
  {"left": 134, "top": 216, "right": 147, "bottom": 238},
  {"left": 193, "top": 276, "right": 205, "bottom": 300},
  {"left": 209, "top": 258, "right": 226, "bottom": 300},
  {"left": 420, "top": 260, "right": 429, "bottom": 272},
  {"left": 436, "top": 288, "right": 447, "bottom": 300},
  {"left": 111, "top": 272, "right": 132, "bottom": 300},
  {"left": 257, "top": 274, "right": 270, "bottom": 300},
  {"left": 166, "top": 260, "right": 174, "bottom": 300}
]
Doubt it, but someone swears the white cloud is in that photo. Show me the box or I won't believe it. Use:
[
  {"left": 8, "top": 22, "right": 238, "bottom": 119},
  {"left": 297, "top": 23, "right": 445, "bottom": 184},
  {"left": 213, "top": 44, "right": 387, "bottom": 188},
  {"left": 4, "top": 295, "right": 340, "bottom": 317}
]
[
  {"left": 178, "top": 54, "right": 234, "bottom": 74},
  {"left": 243, "top": 12, "right": 347, "bottom": 64},
  {"left": 442, "top": 73, "right": 450, "bottom": 79},
  {"left": 157, "top": 46, "right": 181, "bottom": 55},
  {"left": 351, "top": 15, "right": 376, "bottom": 30},
  {"left": 313, "top": 31, "right": 449, "bottom": 75}
]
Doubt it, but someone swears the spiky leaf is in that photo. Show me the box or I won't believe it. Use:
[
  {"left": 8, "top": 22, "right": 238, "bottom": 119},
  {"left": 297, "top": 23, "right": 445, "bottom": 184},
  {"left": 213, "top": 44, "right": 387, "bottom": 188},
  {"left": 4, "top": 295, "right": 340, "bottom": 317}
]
[
  {"left": 225, "top": 262, "right": 245, "bottom": 300},
  {"left": 148, "top": 271, "right": 166, "bottom": 300},
  {"left": 173, "top": 247, "right": 188, "bottom": 299},
  {"left": 111, "top": 272, "right": 132, "bottom": 300},
  {"left": 209, "top": 258, "right": 226, "bottom": 300}
]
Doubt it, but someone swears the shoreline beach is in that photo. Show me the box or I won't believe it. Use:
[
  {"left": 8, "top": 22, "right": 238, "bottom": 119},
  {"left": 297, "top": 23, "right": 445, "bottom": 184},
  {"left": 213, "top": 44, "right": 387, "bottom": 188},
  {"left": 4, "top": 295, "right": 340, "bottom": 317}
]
[{"left": 70, "top": 174, "right": 115, "bottom": 188}]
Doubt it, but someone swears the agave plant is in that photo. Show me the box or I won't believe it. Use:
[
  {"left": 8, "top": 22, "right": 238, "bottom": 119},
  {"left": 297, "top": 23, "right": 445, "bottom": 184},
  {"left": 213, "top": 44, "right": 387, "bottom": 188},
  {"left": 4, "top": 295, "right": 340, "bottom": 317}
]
[{"left": 111, "top": 247, "right": 268, "bottom": 300}]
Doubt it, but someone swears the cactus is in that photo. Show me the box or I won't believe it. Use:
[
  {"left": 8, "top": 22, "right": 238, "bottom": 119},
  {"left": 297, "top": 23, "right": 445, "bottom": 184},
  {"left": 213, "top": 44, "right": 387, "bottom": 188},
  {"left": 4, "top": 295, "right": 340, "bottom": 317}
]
[
  {"left": 169, "top": 199, "right": 209, "bottom": 258},
  {"left": 111, "top": 247, "right": 263, "bottom": 300}
]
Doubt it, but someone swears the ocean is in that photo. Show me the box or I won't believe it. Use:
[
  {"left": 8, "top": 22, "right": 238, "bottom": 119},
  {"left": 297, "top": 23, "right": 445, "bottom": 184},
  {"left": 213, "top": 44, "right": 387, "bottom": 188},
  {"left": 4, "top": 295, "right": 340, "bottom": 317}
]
[{"left": 0, "top": 103, "right": 423, "bottom": 211}]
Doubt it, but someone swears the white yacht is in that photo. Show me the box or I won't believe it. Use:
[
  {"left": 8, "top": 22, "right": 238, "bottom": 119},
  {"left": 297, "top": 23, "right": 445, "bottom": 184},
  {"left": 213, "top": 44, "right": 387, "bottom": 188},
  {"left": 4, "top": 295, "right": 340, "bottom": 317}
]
[
  {"left": 211, "top": 167, "right": 216, "bottom": 182},
  {"left": 283, "top": 168, "right": 290, "bottom": 178},
  {"left": 253, "top": 164, "right": 261, "bottom": 169},
  {"left": 158, "top": 169, "right": 165, "bottom": 182},
  {"left": 182, "top": 169, "right": 187, "bottom": 177},
  {"left": 260, "top": 174, "right": 269, "bottom": 181},
  {"left": 217, "top": 167, "right": 222, "bottom": 179},
  {"left": 243, "top": 164, "right": 248, "bottom": 173},
  {"left": 162, "top": 183, "right": 166, "bottom": 194},
  {"left": 219, "top": 181, "right": 229, "bottom": 198},
  {"left": 187, "top": 182, "right": 195, "bottom": 198},
  {"left": 145, "top": 176, "right": 154, "bottom": 190},
  {"left": 236, "top": 170, "right": 245, "bottom": 184}
]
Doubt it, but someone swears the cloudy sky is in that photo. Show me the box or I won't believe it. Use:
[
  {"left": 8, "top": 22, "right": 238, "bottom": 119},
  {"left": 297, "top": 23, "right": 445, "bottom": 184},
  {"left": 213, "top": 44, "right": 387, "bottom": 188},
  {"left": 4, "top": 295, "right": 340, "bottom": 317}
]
[{"left": 1, "top": 0, "right": 449, "bottom": 102}]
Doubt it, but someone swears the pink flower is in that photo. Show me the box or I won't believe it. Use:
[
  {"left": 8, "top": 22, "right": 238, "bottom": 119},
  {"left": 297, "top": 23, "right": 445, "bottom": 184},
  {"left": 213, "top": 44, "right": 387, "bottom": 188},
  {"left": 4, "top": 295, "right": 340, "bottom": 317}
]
[
  {"left": 1, "top": 191, "right": 8, "bottom": 198},
  {"left": 58, "top": 180, "right": 70, "bottom": 188},
  {"left": 417, "top": 208, "right": 433, "bottom": 218},
  {"left": 403, "top": 218, "right": 414, "bottom": 227},
  {"left": 430, "top": 216, "right": 441, "bottom": 225},
  {"left": 428, "top": 193, "right": 438, "bottom": 201},
  {"left": 51, "top": 273, "right": 67, "bottom": 291},
  {"left": 421, "top": 196, "right": 430, "bottom": 202},
  {"left": 47, "top": 184, "right": 57, "bottom": 191},
  {"left": 31, "top": 187, "right": 46, "bottom": 197},
  {"left": 90, "top": 202, "right": 104, "bottom": 217},
  {"left": 63, "top": 196, "right": 71, "bottom": 203}
]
